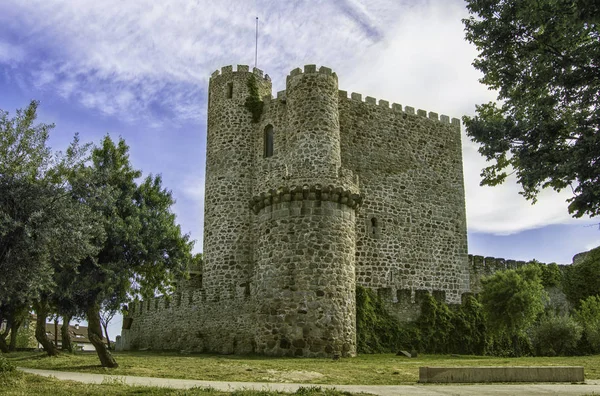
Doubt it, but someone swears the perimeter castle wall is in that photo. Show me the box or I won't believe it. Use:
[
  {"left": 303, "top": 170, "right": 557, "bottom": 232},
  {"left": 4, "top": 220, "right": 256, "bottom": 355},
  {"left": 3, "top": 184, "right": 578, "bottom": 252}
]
[{"left": 121, "top": 64, "right": 470, "bottom": 357}]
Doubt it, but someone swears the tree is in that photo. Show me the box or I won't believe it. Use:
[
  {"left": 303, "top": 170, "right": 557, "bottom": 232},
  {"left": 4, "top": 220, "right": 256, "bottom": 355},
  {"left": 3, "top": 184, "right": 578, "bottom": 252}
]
[
  {"left": 463, "top": 0, "right": 600, "bottom": 218},
  {"left": 69, "top": 136, "right": 194, "bottom": 367},
  {"left": 480, "top": 265, "right": 546, "bottom": 356},
  {"left": 531, "top": 313, "right": 582, "bottom": 356},
  {"left": 574, "top": 295, "right": 600, "bottom": 353},
  {"left": 563, "top": 246, "right": 600, "bottom": 307},
  {"left": 0, "top": 101, "right": 102, "bottom": 356}
]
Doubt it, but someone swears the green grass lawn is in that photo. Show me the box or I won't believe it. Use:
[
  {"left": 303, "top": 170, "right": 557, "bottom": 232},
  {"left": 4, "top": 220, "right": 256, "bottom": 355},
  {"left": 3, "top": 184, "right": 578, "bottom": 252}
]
[{"left": 6, "top": 351, "right": 600, "bottom": 385}]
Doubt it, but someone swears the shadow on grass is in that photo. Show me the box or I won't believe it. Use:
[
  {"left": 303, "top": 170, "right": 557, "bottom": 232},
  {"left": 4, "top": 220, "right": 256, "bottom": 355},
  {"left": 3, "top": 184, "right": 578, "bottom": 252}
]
[{"left": 5, "top": 352, "right": 48, "bottom": 361}]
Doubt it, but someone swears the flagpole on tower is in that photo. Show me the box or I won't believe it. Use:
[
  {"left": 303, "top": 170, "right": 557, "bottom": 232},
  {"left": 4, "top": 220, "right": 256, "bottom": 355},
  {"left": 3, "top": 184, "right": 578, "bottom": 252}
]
[{"left": 255, "top": 17, "right": 259, "bottom": 69}]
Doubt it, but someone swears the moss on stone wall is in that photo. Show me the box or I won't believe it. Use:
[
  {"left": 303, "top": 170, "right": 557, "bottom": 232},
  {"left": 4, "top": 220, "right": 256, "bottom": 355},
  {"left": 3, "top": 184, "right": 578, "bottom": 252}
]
[{"left": 244, "top": 75, "right": 264, "bottom": 122}]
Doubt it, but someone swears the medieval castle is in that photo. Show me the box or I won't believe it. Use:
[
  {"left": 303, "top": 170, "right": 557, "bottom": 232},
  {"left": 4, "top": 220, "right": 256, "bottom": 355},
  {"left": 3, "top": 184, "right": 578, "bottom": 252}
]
[{"left": 120, "top": 64, "right": 474, "bottom": 357}]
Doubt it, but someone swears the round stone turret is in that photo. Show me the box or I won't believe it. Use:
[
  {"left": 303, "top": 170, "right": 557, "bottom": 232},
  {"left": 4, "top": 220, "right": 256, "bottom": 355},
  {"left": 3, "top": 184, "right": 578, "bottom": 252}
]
[
  {"left": 285, "top": 65, "right": 341, "bottom": 178},
  {"left": 204, "top": 65, "right": 272, "bottom": 300},
  {"left": 252, "top": 65, "right": 360, "bottom": 357}
]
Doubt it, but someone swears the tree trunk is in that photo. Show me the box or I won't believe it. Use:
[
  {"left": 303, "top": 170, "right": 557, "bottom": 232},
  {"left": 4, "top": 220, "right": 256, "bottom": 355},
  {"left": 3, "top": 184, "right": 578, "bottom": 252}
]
[
  {"left": 8, "top": 319, "right": 22, "bottom": 351},
  {"left": 0, "top": 334, "right": 8, "bottom": 353},
  {"left": 512, "top": 334, "right": 521, "bottom": 357},
  {"left": 33, "top": 300, "right": 60, "bottom": 356},
  {"left": 61, "top": 315, "right": 73, "bottom": 352},
  {"left": 87, "top": 302, "right": 118, "bottom": 368},
  {"left": 101, "top": 321, "right": 111, "bottom": 350},
  {"left": 0, "top": 309, "right": 10, "bottom": 353}
]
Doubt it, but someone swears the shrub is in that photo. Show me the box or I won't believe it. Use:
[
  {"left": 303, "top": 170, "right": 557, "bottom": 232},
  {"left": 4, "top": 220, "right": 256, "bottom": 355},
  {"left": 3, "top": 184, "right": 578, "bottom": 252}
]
[
  {"left": 0, "top": 355, "right": 15, "bottom": 373},
  {"left": 574, "top": 295, "right": 600, "bottom": 353},
  {"left": 355, "top": 286, "right": 414, "bottom": 353},
  {"left": 531, "top": 314, "right": 582, "bottom": 356},
  {"left": 450, "top": 295, "right": 487, "bottom": 355},
  {"left": 480, "top": 265, "right": 546, "bottom": 356},
  {"left": 563, "top": 246, "right": 600, "bottom": 308},
  {"left": 417, "top": 293, "right": 454, "bottom": 354},
  {"left": 485, "top": 331, "right": 533, "bottom": 357}
]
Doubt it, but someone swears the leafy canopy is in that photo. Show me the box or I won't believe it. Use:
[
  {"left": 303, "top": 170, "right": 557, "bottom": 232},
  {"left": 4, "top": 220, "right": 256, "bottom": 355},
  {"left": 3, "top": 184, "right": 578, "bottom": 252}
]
[
  {"left": 463, "top": 0, "right": 600, "bottom": 217},
  {"left": 0, "top": 101, "right": 101, "bottom": 306},
  {"left": 574, "top": 295, "right": 600, "bottom": 352},
  {"left": 563, "top": 246, "right": 600, "bottom": 307},
  {"left": 480, "top": 265, "right": 546, "bottom": 350}
]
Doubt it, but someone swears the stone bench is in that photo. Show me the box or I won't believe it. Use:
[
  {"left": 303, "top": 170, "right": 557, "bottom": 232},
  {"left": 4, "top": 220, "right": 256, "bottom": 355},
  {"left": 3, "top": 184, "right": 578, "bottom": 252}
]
[{"left": 419, "top": 366, "right": 584, "bottom": 383}]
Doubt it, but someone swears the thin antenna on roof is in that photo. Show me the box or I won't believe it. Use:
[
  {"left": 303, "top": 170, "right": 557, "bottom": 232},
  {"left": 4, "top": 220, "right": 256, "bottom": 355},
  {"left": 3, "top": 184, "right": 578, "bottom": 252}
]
[{"left": 255, "top": 17, "right": 259, "bottom": 69}]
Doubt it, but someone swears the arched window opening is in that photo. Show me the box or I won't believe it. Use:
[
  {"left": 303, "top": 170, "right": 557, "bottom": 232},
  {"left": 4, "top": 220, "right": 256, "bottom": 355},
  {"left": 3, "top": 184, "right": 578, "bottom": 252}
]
[
  {"left": 369, "top": 216, "right": 380, "bottom": 238},
  {"left": 226, "top": 82, "right": 233, "bottom": 99},
  {"left": 264, "top": 125, "right": 274, "bottom": 158}
]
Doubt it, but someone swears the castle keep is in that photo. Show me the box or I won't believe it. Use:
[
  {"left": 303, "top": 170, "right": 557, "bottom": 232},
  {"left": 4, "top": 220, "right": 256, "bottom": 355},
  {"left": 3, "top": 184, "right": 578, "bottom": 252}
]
[{"left": 121, "top": 64, "right": 470, "bottom": 357}]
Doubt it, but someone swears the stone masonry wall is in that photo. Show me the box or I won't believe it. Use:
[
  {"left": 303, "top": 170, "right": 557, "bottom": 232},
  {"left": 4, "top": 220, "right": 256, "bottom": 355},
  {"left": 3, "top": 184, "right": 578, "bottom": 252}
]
[
  {"left": 203, "top": 66, "right": 272, "bottom": 301},
  {"left": 338, "top": 92, "right": 469, "bottom": 305},
  {"left": 123, "top": 291, "right": 256, "bottom": 354},
  {"left": 253, "top": 200, "right": 357, "bottom": 357}
]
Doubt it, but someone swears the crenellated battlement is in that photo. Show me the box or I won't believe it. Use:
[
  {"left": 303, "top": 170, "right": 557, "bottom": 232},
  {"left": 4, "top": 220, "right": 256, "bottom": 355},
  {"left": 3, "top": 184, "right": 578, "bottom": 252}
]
[
  {"left": 338, "top": 90, "right": 460, "bottom": 126},
  {"left": 468, "top": 254, "right": 567, "bottom": 295},
  {"left": 286, "top": 64, "right": 337, "bottom": 84},
  {"left": 209, "top": 64, "right": 271, "bottom": 81}
]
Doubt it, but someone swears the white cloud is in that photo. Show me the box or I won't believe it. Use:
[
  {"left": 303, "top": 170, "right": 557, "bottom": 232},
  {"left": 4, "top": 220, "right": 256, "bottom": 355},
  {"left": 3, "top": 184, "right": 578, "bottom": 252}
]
[{"left": 0, "top": 40, "right": 25, "bottom": 63}]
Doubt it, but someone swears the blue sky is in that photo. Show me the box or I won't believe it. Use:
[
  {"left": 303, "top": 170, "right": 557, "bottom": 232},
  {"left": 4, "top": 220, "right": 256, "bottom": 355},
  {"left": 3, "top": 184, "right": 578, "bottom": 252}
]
[{"left": 1, "top": 0, "right": 598, "bottom": 336}]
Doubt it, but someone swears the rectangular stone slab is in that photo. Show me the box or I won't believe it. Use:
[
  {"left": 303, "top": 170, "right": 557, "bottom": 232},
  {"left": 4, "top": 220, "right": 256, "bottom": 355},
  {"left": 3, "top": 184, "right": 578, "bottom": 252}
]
[{"left": 419, "top": 366, "right": 584, "bottom": 383}]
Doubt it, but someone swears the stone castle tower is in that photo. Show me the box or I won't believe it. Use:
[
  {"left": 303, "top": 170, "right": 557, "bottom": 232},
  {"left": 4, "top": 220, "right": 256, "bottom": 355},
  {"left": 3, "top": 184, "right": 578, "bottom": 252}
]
[{"left": 122, "top": 64, "right": 470, "bottom": 357}]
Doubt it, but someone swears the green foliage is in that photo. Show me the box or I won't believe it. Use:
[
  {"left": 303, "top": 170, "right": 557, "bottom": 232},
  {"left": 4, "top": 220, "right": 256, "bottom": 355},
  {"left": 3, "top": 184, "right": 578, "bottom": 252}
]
[
  {"left": 528, "top": 261, "right": 563, "bottom": 288},
  {"left": 0, "top": 100, "right": 102, "bottom": 356},
  {"left": 450, "top": 295, "right": 488, "bottom": 355},
  {"left": 463, "top": 0, "right": 600, "bottom": 218},
  {"left": 485, "top": 331, "right": 533, "bottom": 357},
  {"left": 0, "top": 355, "right": 15, "bottom": 373},
  {"left": 416, "top": 294, "right": 454, "bottom": 354},
  {"left": 15, "top": 322, "right": 36, "bottom": 349},
  {"left": 355, "top": 286, "right": 411, "bottom": 353},
  {"left": 563, "top": 247, "right": 600, "bottom": 307},
  {"left": 531, "top": 313, "right": 582, "bottom": 356},
  {"left": 574, "top": 295, "right": 600, "bottom": 353},
  {"left": 244, "top": 75, "right": 264, "bottom": 123},
  {"left": 0, "top": 101, "right": 93, "bottom": 305},
  {"left": 480, "top": 265, "right": 546, "bottom": 355}
]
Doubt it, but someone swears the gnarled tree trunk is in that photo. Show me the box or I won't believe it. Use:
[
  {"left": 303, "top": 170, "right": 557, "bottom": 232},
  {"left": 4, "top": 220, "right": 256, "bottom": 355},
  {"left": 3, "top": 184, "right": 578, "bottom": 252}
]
[
  {"left": 61, "top": 315, "right": 73, "bottom": 352},
  {"left": 0, "top": 334, "right": 9, "bottom": 353},
  {"left": 33, "top": 300, "right": 59, "bottom": 356},
  {"left": 87, "top": 302, "right": 118, "bottom": 367},
  {"left": 8, "top": 319, "right": 22, "bottom": 351},
  {"left": 0, "top": 310, "right": 11, "bottom": 353}
]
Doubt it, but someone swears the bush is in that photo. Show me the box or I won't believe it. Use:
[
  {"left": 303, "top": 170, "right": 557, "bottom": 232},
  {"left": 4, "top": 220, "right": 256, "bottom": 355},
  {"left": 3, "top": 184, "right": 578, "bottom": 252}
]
[
  {"left": 563, "top": 246, "right": 600, "bottom": 308},
  {"left": 0, "top": 355, "right": 15, "bottom": 373},
  {"left": 450, "top": 295, "right": 487, "bottom": 355},
  {"left": 485, "top": 331, "right": 533, "bottom": 357},
  {"left": 417, "top": 294, "right": 454, "bottom": 354},
  {"left": 575, "top": 295, "right": 600, "bottom": 353},
  {"left": 355, "top": 286, "right": 415, "bottom": 353},
  {"left": 531, "top": 314, "right": 582, "bottom": 356}
]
